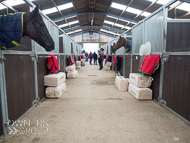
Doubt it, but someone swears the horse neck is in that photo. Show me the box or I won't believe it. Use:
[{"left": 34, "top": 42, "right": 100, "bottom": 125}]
[{"left": 22, "top": 12, "right": 29, "bottom": 37}]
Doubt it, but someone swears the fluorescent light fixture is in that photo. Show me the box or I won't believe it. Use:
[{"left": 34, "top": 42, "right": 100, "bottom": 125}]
[
  {"left": 59, "top": 23, "right": 68, "bottom": 28},
  {"left": 114, "top": 23, "right": 124, "bottom": 28},
  {"left": 111, "top": 2, "right": 127, "bottom": 10},
  {"left": 104, "top": 20, "right": 114, "bottom": 25},
  {"left": 126, "top": 7, "right": 142, "bottom": 15},
  {"left": 42, "top": 7, "right": 58, "bottom": 15},
  {"left": 69, "top": 20, "right": 79, "bottom": 25},
  {"left": 176, "top": 2, "right": 190, "bottom": 11},
  {"left": 107, "top": 15, "right": 118, "bottom": 19},
  {"left": 58, "top": 2, "right": 73, "bottom": 11},
  {"left": 141, "top": 11, "right": 151, "bottom": 17}
]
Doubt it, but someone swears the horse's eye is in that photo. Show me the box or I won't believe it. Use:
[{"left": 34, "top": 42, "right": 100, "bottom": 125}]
[{"left": 40, "top": 23, "right": 44, "bottom": 27}]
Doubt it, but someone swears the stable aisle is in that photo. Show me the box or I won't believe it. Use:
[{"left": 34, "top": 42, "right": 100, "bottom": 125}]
[{"left": 1, "top": 63, "right": 190, "bottom": 143}]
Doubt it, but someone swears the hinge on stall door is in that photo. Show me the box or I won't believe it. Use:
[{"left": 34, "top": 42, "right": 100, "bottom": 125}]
[
  {"left": 161, "top": 55, "right": 169, "bottom": 62},
  {"left": 0, "top": 56, "right": 6, "bottom": 63},
  {"left": 30, "top": 54, "right": 38, "bottom": 62}
]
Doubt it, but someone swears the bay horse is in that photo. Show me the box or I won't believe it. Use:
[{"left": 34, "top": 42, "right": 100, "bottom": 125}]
[
  {"left": 0, "top": 4, "right": 54, "bottom": 51},
  {"left": 110, "top": 36, "right": 132, "bottom": 54}
]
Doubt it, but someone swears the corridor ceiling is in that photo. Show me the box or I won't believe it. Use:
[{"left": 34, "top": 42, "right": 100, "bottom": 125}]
[{"left": 0, "top": 0, "right": 190, "bottom": 37}]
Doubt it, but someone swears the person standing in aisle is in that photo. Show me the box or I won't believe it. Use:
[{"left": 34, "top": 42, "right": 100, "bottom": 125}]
[
  {"left": 98, "top": 50, "right": 102, "bottom": 70},
  {"left": 89, "top": 51, "right": 93, "bottom": 65},
  {"left": 93, "top": 52, "right": 97, "bottom": 65},
  {"left": 85, "top": 52, "right": 88, "bottom": 62},
  {"left": 101, "top": 48, "right": 104, "bottom": 70}
]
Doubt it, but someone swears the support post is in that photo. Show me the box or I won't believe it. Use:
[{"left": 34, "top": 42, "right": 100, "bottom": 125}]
[{"left": 99, "top": 33, "right": 100, "bottom": 49}]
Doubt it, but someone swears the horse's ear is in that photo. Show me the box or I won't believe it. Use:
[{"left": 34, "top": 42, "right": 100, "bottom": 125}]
[
  {"left": 119, "top": 36, "right": 122, "bottom": 39},
  {"left": 32, "top": 4, "right": 40, "bottom": 15}
]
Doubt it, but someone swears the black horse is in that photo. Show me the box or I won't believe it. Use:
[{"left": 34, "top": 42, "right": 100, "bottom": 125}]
[{"left": 0, "top": 5, "right": 54, "bottom": 51}]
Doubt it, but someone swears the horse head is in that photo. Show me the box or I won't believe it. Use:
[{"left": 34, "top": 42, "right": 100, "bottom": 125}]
[{"left": 23, "top": 5, "right": 55, "bottom": 51}]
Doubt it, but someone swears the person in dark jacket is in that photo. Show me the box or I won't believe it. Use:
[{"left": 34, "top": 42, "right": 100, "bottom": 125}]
[
  {"left": 98, "top": 50, "right": 103, "bottom": 70},
  {"left": 93, "top": 52, "right": 97, "bottom": 65},
  {"left": 89, "top": 52, "right": 93, "bottom": 65}
]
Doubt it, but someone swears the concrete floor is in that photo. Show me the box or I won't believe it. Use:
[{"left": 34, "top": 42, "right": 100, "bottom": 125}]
[{"left": 1, "top": 62, "right": 190, "bottom": 143}]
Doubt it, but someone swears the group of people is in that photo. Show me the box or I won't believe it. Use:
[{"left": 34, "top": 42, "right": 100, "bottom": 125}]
[{"left": 84, "top": 48, "right": 104, "bottom": 70}]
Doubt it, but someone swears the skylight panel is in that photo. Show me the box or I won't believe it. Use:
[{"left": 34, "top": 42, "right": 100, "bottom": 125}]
[
  {"left": 126, "top": 7, "right": 142, "bottom": 15},
  {"left": 119, "top": 18, "right": 129, "bottom": 23},
  {"left": 111, "top": 2, "right": 127, "bottom": 10},
  {"left": 114, "top": 23, "right": 124, "bottom": 28},
  {"left": 104, "top": 20, "right": 114, "bottom": 25},
  {"left": 67, "top": 31, "right": 74, "bottom": 35},
  {"left": 4, "top": 0, "right": 35, "bottom": 6},
  {"left": 109, "top": 31, "right": 115, "bottom": 35},
  {"left": 124, "top": 26, "right": 131, "bottom": 30},
  {"left": 69, "top": 20, "right": 79, "bottom": 25},
  {"left": 130, "top": 22, "right": 137, "bottom": 24},
  {"left": 42, "top": 7, "right": 58, "bottom": 15},
  {"left": 74, "top": 29, "right": 82, "bottom": 33},
  {"left": 141, "top": 11, "right": 151, "bottom": 17},
  {"left": 58, "top": 2, "right": 73, "bottom": 11},
  {"left": 100, "top": 29, "right": 108, "bottom": 33},
  {"left": 156, "top": 0, "right": 171, "bottom": 5},
  {"left": 176, "top": 2, "right": 190, "bottom": 11},
  {"left": 59, "top": 23, "right": 68, "bottom": 28},
  {"left": 0, "top": 4, "right": 6, "bottom": 10},
  {"left": 107, "top": 15, "right": 118, "bottom": 19},
  {"left": 66, "top": 15, "right": 76, "bottom": 19},
  {"left": 146, "top": 0, "right": 171, "bottom": 5}
]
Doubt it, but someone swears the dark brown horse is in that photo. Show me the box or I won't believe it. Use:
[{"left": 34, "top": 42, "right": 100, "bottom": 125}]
[
  {"left": 0, "top": 5, "right": 54, "bottom": 51},
  {"left": 110, "top": 36, "right": 132, "bottom": 54},
  {"left": 23, "top": 5, "right": 54, "bottom": 51}
]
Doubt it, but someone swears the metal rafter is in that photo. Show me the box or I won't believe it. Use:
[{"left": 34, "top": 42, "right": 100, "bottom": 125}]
[
  {"left": 110, "top": 0, "right": 134, "bottom": 34},
  {"left": 53, "top": 9, "right": 138, "bottom": 24},
  {"left": 64, "top": 24, "right": 125, "bottom": 33},
  {"left": 50, "top": 0, "right": 71, "bottom": 28},
  {"left": 168, "top": 1, "right": 182, "bottom": 11},
  {"left": 101, "top": 0, "right": 114, "bottom": 26},
  {"left": 1, "top": 1, "right": 18, "bottom": 12},
  {"left": 133, "top": 0, "right": 158, "bottom": 19}
]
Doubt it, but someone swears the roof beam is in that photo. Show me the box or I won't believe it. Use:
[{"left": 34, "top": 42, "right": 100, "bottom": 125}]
[
  {"left": 64, "top": 24, "right": 125, "bottom": 33},
  {"left": 1, "top": 1, "right": 18, "bottom": 12},
  {"left": 168, "top": 1, "right": 182, "bottom": 11},
  {"left": 51, "top": 0, "right": 71, "bottom": 28},
  {"left": 69, "top": 30, "right": 116, "bottom": 38},
  {"left": 53, "top": 9, "right": 138, "bottom": 24},
  {"left": 134, "top": 0, "right": 158, "bottom": 19}
]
